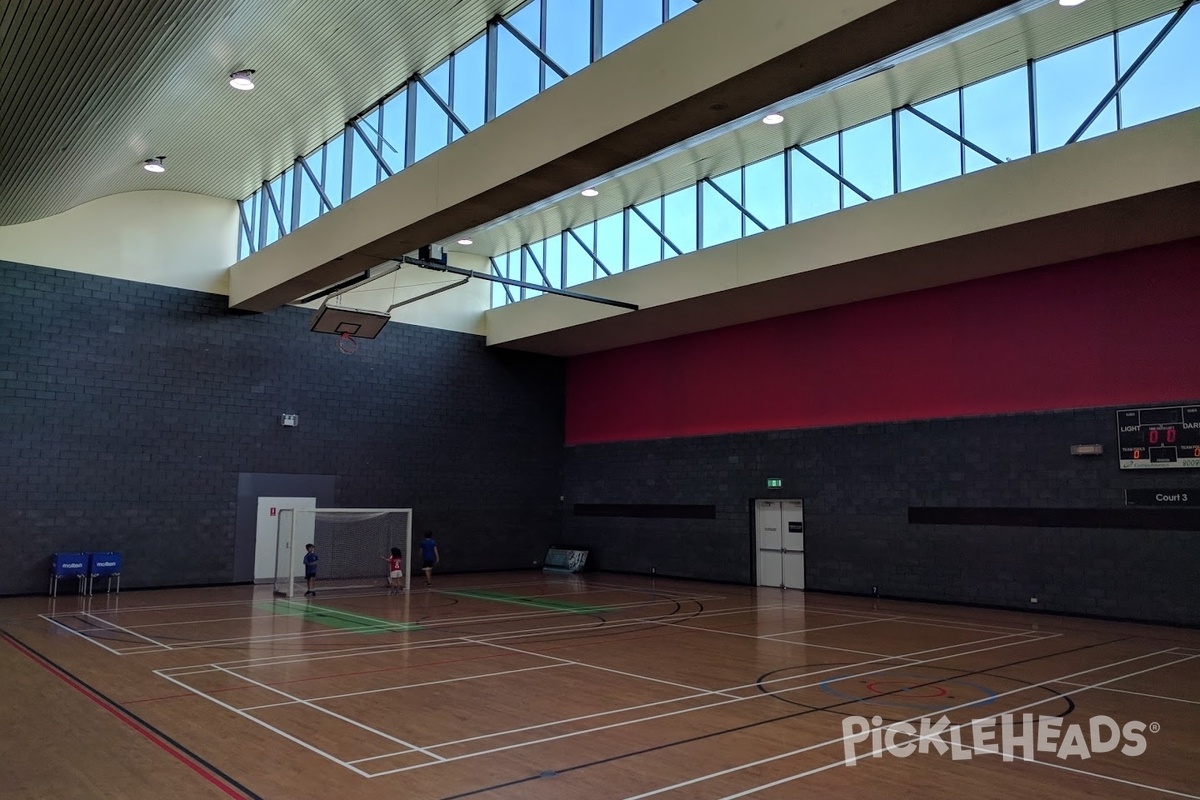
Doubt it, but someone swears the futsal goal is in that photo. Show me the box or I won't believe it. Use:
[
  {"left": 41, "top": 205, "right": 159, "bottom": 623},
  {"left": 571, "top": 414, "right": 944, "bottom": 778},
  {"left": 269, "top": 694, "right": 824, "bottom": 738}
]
[{"left": 273, "top": 508, "right": 412, "bottom": 597}]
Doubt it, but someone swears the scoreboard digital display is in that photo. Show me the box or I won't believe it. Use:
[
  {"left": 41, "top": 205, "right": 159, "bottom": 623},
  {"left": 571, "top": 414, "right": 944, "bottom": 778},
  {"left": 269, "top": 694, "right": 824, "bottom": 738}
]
[{"left": 1117, "top": 405, "right": 1200, "bottom": 469}]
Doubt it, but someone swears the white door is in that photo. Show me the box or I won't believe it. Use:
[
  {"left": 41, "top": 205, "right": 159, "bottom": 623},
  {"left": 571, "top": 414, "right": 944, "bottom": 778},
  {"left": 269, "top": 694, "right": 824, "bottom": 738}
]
[
  {"left": 755, "top": 499, "right": 805, "bottom": 589},
  {"left": 254, "top": 497, "right": 316, "bottom": 582}
]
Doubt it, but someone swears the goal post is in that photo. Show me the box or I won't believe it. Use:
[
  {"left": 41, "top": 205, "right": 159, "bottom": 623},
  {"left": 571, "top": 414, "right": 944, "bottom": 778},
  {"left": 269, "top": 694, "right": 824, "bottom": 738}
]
[{"left": 273, "top": 508, "right": 413, "bottom": 597}]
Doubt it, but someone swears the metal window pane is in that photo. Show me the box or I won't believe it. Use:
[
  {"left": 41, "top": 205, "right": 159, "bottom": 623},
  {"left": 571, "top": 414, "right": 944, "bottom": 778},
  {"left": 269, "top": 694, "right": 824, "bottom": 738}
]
[
  {"left": 743, "top": 153, "right": 786, "bottom": 231},
  {"left": 701, "top": 176, "right": 742, "bottom": 248},
  {"left": 963, "top": 67, "right": 1031, "bottom": 173},
  {"left": 522, "top": 244, "right": 543, "bottom": 299},
  {"left": 415, "top": 61, "right": 452, "bottom": 162},
  {"left": 667, "top": 0, "right": 695, "bottom": 19},
  {"left": 899, "top": 94, "right": 961, "bottom": 192},
  {"left": 380, "top": 88, "right": 408, "bottom": 173},
  {"left": 628, "top": 202, "right": 663, "bottom": 269},
  {"left": 495, "top": 21, "right": 542, "bottom": 115},
  {"left": 565, "top": 222, "right": 597, "bottom": 286},
  {"left": 1119, "top": 8, "right": 1200, "bottom": 130},
  {"left": 543, "top": 233, "right": 564, "bottom": 288},
  {"left": 596, "top": 212, "right": 624, "bottom": 272},
  {"left": 1035, "top": 35, "right": 1118, "bottom": 150},
  {"left": 601, "top": 0, "right": 663, "bottom": 56},
  {"left": 789, "top": 139, "right": 840, "bottom": 222},
  {"left": 297, "top": 160, "right": 322, "bottom": 228},
  {"left": 324, "top": 133, "right": 346, "bottom": 206},
  {"left": 349, "top": 122, "right": 380, "bottom": 199},
  {"left": 545, "top": 0, "right": 592, "bottom": 75},
  {"left": 453, "top": 37, "right": 487, "bottom": 138},
  {"left": 663, "top": 185, "right": 697, "bottom": 255},
  {"left": 237, "top": 217, "right": 251, "bottom": 260}
]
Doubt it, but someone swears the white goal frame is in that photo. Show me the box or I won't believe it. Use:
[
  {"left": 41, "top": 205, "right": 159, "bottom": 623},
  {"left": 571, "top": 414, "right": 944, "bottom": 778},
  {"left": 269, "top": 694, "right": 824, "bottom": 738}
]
[{"left": 273, "top": 507, "right": 413, "bottom": 598}]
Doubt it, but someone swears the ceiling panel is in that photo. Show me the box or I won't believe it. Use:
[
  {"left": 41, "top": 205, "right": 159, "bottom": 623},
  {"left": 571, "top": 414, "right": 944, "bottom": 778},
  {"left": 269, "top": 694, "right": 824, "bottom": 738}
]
[{"left": 0, "top": 0, "right": 527, "bottom": 225}]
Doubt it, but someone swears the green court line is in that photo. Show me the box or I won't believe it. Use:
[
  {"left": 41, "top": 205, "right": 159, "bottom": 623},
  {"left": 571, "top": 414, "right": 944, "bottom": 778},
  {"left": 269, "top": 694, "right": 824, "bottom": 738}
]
[
  {"left": 442, "top": 589, "right": 611, "bottom": 615},
  {"left": 257, "top": 601, "right": 419, "bottom": 634}
]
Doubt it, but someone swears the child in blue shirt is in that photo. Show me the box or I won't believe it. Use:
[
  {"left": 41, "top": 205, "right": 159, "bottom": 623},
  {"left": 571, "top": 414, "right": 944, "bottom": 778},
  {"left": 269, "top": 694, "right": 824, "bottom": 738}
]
[{"left": 303, "top": 543, "right": 318, "bottom": 597}]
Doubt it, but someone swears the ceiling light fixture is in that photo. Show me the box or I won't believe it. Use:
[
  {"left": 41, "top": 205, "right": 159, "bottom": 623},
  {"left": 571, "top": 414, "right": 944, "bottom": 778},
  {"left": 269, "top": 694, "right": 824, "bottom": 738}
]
[
  {"left": 229, "top": 70, "right": 256, "bottom": 90},
  {"left": 581, "top": 188, "right": 600, "bottom": 197},
  {"left": 762, "top": 113, "right": 785, "bottom": 125},
  {"left": 457, "top": 238, "right": 474, "bottom": 245},
  {"left": 1058, "top": 0, "right": 1086, "bottom": 5},
  {"left": 143, "top": 157, "right": 166, "bottom": 173}
]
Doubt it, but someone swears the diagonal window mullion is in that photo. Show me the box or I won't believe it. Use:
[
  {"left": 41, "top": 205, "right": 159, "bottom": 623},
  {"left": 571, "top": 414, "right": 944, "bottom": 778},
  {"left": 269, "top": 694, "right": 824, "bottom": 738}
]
[
  {"left": 262, "top": 180, "right": 287, "bottom": 238},
  {"left": 1067, "top": 0, "right": 1194, "bottom": 145},
  {"left": 494, "top": 13, "right": 570, "bottom": 79},
  {"left": 791, "top": 145, "right": 873, "bottom": 204},
  {"left": 237, "top": 200, "right": 256, "bottom": 255},
  {"left": 701, "top": 176, "right": 768, "bottom": 233},
  {"left": 489, "top": 257, "right": 517, "bottom": 303},
  {"left": 521, "top": 244, "right": 553, "bottom": 287},
  {"left": 414, "top": 73, "right": 472, "bottom": 136},
  {"left": 901, "top": 104, "right": 1003, "bottom": 166},
  {"left": 296, "top": 157, "right": 334, "bottom": 213},
  {"left": 629, "top": 203, "right": 683, "bottom": 256},
  {"left": 565, "top": 227, "right": 611, "bottom": 276},
  {"left": 349, "top": 119, "right": 395, "bottom": 178}
]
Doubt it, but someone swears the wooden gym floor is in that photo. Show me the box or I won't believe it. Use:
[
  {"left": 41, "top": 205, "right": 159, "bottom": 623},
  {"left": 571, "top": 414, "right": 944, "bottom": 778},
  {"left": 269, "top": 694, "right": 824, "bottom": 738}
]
[{"left": 1, "top": 572, "right": 1198, "bottom": 799}]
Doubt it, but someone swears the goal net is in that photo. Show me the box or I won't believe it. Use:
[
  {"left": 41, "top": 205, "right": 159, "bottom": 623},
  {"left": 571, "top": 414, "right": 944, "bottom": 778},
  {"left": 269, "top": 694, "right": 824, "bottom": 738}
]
[{"left": 273, "top": 508, "right": 412, "bottom": 597}]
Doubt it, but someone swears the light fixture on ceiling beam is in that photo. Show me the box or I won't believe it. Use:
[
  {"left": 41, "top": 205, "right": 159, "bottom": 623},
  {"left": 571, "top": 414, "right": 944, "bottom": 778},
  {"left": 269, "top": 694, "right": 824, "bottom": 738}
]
[
  {"left": 1058, "top": 0, "right": 1086, "bottom": 6},
  {"left": 456, "top": 238, "right": 474, "bottom": 245},
  {"left": 229, "top": 70, "right": 256, "bottom": 90},
  {"left": 143, "top": 157, "right": 166, "bottom": 173},
  {"left": 762, "top": 113, "right": 785, "bottom": 125},
  {"left": 581, "top": 188, "right": 599, "bottom": 197}
]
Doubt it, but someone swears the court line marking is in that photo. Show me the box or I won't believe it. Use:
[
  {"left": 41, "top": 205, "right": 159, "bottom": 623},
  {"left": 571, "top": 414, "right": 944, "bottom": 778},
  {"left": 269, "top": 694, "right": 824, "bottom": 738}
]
[
  {"left": 1054, "top": 679, "right": 1200, "bottom": 707},
  {"left": 126, "top": 593, "right": 736, "bottom": 653},
  {"left": 78, "top": 612, "right": 172, "bottom": 650},
  {"left": 419, "top": 629, "right": 1052, "bottom": 754},
  {"left": 153, "top": 669, "right": 371, "bottom": 778},
  {"left": 155, "top": 601, "right": 798, "bottom": 672},
  {"left": 209, "top": 664, "right": 447, "bottom": 762},
  {"left": 243, "top": 662, "right": 572, "bottom": 712},
  {"left": 714, "top": 650, "right": 1200, "bottom": 800},
  {"left": 40, "top": 614, "right": 128, "bottom": 655},
  {"left": 623, "top": 648, "right": 1191, "bottom": 800},
  {"left": 760, "top": 616, "right": 905, "bottom": 637},
  {"left": 359, "top": 631, "right": 1055, "bottom": 776}
]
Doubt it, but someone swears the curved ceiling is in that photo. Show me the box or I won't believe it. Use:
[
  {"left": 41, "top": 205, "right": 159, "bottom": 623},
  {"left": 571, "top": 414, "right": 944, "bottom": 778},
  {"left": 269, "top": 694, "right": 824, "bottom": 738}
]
[{"left": 0, "top": 0, "right": 524, "bottom": 226}]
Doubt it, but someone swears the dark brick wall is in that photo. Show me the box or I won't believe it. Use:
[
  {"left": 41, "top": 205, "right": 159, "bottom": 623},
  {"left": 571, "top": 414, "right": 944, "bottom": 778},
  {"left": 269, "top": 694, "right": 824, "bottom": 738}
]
[
  {"left": 0, "top": 261, "right": 565, "bottom": 595},
  {"left": 563, "top": 407, "right": 1200, "bottom": 626}
]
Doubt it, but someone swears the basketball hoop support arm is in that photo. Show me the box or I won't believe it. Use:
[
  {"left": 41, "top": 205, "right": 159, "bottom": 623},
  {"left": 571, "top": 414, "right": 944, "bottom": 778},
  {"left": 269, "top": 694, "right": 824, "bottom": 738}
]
[
  {"left": 399, "top": 256, "right": 639, "bottom": 311},
  {"left": 386, "top": 276, "right": 470, "bottom": 312}
]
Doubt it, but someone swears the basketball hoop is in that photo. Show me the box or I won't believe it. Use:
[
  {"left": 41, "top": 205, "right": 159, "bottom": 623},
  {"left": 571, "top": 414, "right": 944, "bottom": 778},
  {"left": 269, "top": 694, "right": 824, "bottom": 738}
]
[{"left": 338, "top": 332, "right": 359, "bottom": 355}]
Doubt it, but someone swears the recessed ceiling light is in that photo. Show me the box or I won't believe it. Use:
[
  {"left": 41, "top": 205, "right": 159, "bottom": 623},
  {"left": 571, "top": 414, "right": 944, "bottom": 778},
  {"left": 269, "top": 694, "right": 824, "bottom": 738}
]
[
  {"left": 143, "top": 157, "right": 166, "bottom": 173},
  {"left": 457, "top": 238, "right": 474, "bottom": 246},
  {"left": 762, "top": 113, "right": 785, "bottom": 125},
  {"left": 229, "top": 70, "right": 256, "bottom": 90},
  {"left": 1058, "top": 0, "right": 1086, "bottom": 5},
  {"left": 581, "top": 188, "right": 600, "bottom": 197}
]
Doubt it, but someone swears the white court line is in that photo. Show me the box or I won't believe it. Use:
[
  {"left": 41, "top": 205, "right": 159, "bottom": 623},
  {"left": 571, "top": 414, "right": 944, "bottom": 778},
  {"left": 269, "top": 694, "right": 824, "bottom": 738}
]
[
  {"left": 158, "top": 600, "right": 797, "bottom": 673},
  {"left": 79, "top": 612, "right": 171, "bottom": 650},
  {"left": 153, "top": 669, "right": 371, "bottom": 778},
  {"left": 209, "top": 664, "right": 447, "bottom": 762},
  {"left": 140, "top": 593, "right": 734, "bottom": 653},
  {"left": 466, "top": 636, "right": 745, "bottom": 701},
  {"left": 713, "top": 651, "right": 1200, "bottom": 800},
  {"left": 761, "top": 617, "right": 905, "bottom": 638},
  {"left": 39, "top": 614, "right": 127, "bottom": 655},
  {"left": 246, "top": 662, "right": 572, "bottom": 713},
  {"left": 624, "top": 648, "right": 1190, "bottom": 800},
  {"left": 1054, "top": 680, "right": 1200, "bottom": 707},
  {"left": 420, "top": 629, "right": 1051, "bottom": 754},
  {"left": 361, "top": 630, "right": 1055, "bottom": 776}
]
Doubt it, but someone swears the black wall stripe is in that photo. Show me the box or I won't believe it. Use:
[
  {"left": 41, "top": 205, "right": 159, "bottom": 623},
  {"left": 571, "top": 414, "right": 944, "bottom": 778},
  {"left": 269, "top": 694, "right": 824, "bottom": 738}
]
[
  {"left": 573, "top": 504, "right": 717, "bottom": 520},
  {"left": 908, "top": 506, "right": 1200, "bottom": 531}
]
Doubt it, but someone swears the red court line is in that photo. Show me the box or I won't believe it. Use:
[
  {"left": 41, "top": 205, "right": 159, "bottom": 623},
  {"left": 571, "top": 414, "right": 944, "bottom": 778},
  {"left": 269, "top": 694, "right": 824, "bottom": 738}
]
[{"left": 1, "top": 631, "right": 257, "bottom": 800}]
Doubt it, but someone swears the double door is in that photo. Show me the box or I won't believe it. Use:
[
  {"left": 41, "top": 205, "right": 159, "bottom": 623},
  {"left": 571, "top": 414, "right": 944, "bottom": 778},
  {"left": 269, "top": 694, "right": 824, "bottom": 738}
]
[{"left": 754, "top": 499, "right": 804, "bottom": 589}]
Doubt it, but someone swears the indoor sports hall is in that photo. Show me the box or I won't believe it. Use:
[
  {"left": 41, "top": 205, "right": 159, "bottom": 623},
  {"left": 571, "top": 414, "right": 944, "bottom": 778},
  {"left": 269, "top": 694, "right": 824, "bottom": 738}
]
[{"left": 1, "top": 0, "right": 1198, "bottom": 798}]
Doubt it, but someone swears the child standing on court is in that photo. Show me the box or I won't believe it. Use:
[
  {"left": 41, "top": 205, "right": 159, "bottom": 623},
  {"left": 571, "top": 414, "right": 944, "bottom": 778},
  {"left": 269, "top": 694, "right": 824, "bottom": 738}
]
[
  {"left": 382, "top": 547, "right": 404, "bottom": 594},
  {"left": 303, "top": 543, "right": 318, "bottom": 597},
  {"left": 420, "top": 531, "right": 439, "bottom": 587}
]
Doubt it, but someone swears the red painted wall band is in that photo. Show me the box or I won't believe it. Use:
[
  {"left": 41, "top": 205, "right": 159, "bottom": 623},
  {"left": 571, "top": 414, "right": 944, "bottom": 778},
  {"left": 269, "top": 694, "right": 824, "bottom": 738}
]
[{"left": 566, "top": 238, "right": 1200, "bottom": 445}]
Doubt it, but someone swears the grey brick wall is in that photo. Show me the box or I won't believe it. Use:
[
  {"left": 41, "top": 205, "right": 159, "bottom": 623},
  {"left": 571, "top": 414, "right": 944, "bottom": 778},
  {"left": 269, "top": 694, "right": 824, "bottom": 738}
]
[
  {"left": 563, "top": 408, "right": 1200, "bottom": 626},
  {"left": 0, "top": 260, "right": 564, "bottom": 595}
]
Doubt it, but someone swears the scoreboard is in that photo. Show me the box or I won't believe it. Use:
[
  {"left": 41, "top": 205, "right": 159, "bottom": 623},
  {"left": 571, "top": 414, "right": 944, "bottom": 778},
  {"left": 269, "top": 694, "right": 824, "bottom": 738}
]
[{"left": 1117, "top": 405, "right": 1200, "bottom": 469}]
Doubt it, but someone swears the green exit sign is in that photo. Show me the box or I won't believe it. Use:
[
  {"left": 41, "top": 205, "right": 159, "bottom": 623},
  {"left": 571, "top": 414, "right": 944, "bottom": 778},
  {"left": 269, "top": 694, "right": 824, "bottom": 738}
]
[{"left": 767, "top": 478, "right": 782, "bottom": 488}]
